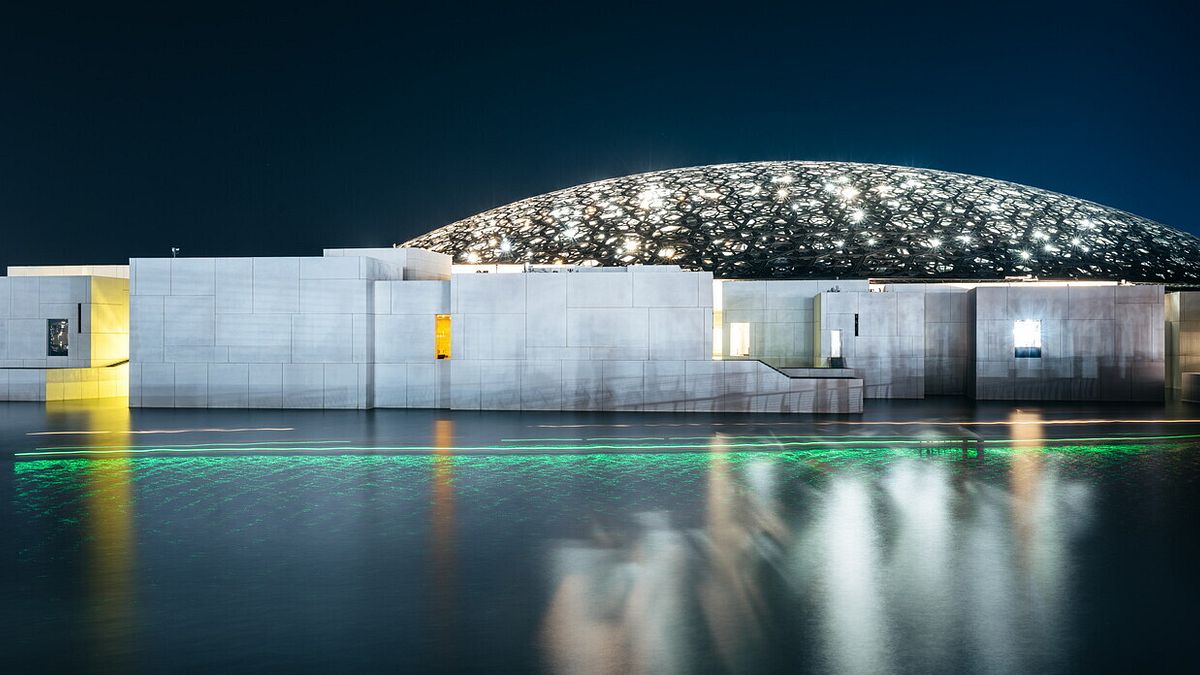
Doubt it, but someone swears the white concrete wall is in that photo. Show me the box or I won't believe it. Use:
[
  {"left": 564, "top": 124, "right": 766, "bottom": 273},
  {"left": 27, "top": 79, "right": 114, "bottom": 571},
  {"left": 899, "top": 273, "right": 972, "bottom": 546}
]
[
  {"left": 397, "top": 267, "right": 864, "bottom": 413},
  {"left": 1, "top": 276, "right": 81, "bottom": 369},
  {"left": 443, "top": 268, "right": 715, "bottom": 411},
  {"left": 972, "top": 284, "right": 1164, "bottom": 400},
  {"left": 324, "top": 247, "right": 450, "bottom": 280},
  {"left": 124, "top": 257, "right": 1177, "bottom": 409},
  {"left": 372, "top": 279, "right": 451, "bottom": 408},
  {"left": 1166, "top": 292, "right": 1200, "bottom": 393},
  {"left": 715, "top": 279, "right": 846, "bottom": 366},
  {"left": 0, "top": 274, "right": 129, "bottom": 400},
  {"left": 816, "top": 286, "right": 926, "bottom": 398},
  {"left": 0, "top": 276, "right": 94, "bottom": 369},
  {"left": 923, "top": 286, "right": 972, "bottom": 395},
  {"left": 130, "top": 256, "right": 390, "bottom": 409}
]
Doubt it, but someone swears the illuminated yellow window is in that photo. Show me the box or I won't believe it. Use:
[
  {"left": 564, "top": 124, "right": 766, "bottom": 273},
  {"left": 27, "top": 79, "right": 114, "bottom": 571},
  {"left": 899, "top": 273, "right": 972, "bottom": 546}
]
[
  {"left": 435, "top": 314, "right": 452, "bottom": 359},
  {"left": 729, "top": 322, "right": 751, "bottom": 357}
]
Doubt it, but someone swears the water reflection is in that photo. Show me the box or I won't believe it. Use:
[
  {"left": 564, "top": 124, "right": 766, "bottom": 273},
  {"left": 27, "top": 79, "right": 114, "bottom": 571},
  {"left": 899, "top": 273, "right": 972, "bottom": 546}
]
[
  {"left": 430, "top": 419, "right": 457, "bottom": 665},
  {"left": 10, "top": 402, "right": 1196, "bottom": 674},
  {"left": 45, "top": 400, "right": 136, "bottom": 672},
  {"left": 541, "top": 437, "right": 1092, "bottom": 675}
]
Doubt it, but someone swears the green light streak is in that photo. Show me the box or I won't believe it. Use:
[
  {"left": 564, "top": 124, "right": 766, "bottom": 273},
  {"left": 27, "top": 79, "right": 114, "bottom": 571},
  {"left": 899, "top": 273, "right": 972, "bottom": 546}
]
[
  {"left": 12, "top": 432, "right": 1200, "bottom": 459},
  {"left": 23, "top": 439, "right": 352, "bottom": 451},
  {"left": 502, "top": 433, "right": 981, "bottom": 443}
]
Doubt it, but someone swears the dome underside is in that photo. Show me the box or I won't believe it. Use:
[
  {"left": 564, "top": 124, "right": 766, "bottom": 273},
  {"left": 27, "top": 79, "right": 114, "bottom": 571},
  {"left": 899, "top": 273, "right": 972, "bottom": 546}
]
[{"left": 402, "top": 161, "right": 1200, "bottom": 283}]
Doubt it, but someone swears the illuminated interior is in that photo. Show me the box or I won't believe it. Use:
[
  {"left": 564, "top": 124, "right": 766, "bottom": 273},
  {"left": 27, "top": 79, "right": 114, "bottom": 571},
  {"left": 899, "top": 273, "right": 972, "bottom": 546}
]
[
  {"left": 1013, "top": 320, "right": 1042, "bottom": 358},
  {"left": 729, "top": 323, "right": 751, "bottom": 357},
  {"left": 435, "top": 314, "right": 452, "bottom": 360}
]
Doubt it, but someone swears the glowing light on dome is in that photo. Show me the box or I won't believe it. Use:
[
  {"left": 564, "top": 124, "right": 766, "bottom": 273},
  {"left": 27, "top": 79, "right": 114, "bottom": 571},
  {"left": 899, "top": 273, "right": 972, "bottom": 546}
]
[{"left": 636, "top": 187, "right": 667, "bottom": 210}]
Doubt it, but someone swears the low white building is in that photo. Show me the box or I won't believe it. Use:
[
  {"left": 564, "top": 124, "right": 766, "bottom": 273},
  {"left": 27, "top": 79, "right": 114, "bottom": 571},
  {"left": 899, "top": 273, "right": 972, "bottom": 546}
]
[
  {"left": 126, "top": 249, "right": 862, "bottom": 412},
  {"left": 0, "top": 266, "right": 129, "bottom": 400},
  {"left": 6, "top": 161, "right": 1200, "bottom": 411}
]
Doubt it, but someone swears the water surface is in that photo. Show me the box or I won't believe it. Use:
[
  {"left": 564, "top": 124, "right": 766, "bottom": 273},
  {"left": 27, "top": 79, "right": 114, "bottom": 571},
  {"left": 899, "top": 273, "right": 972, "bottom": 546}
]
[{"left": 4, "top": 399, "right": 1200, "bottom": 673}]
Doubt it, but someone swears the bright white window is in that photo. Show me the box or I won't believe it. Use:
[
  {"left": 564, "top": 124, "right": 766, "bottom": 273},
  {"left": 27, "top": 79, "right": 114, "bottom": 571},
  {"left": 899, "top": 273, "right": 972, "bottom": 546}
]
[
  {"left": 830, "top": 329, "right": 843, "bottom": 359},
  {"left": 1013, "top": 319, "right": 1042, "bottom": 358},
  {"left": 729, "top": 323, "right": 751, "bottom": 357}
]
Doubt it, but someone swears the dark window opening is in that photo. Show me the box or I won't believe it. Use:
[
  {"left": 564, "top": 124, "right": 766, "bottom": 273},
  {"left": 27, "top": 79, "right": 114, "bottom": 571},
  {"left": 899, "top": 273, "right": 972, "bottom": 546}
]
[{"left": 48, "top": 319, "right": 69, "bottom": 356}]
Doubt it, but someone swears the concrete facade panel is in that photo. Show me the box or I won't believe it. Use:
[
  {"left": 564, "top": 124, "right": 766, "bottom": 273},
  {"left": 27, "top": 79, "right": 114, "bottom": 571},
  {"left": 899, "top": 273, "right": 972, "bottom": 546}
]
[
  {"left": 1068, "top": 286, "right": 1116, "bottom": 319},
  {"left": 376, "top": 314, "right": 435, "bottom": 363},
  {"left": 632, "top": 273, "right": 698, "bottom": 307},
  {"left": 567, "top": 273, "right": 632, "bottom": 308},
  {"left": 520, "top": 360, "right": 562, "bottom": 410},
  {"left": 163, "top": 296, "right": 215, "bottom": 346},
  {"left": 248, "top": 363, "right": 283, "bottom": 408},
  {"left": 389, "top": 280, "right": 451, "bottom": 315},
  {"left": 374, "top": 364, "right": 407, "bottom": 408},
  {"left": 173, "top": 363, "right": 208, "bottom": 407},
  {"left": 649, "top": 308, "right": 705, "bottom": 360},
  {"left": 454, "top": 274, "right": 525, "bottom": 314},
  {"left": 299, "top": 279, "right": 368, "bottom": 314},
  {"left": 567, "top": 308, "right": 648, "bottom": 350},
  {"left": 322, "top": 364, "right": 361, "bottom": 408},
  {"left": 526, "top": 274, "right": 567, "bottom": 348},
  {"left": 282, "top": 364, "right": 324, "bottom": 408},
  {"left": 171, "top": 258, "right": 216, "bottom": 296},
  {"left": 207, "top": 363, "right": 249, "bottom": 408},
  {"left": 292, "top": 314, "right": 354, "bottom": 363},
  {"left": 132, "top": 258, "right": 171, "bottom": 296},
  {"left": 215, "top": 258, "right": 253, "bottom": 314},
  {"left": 252, "top": 257, "right": 300, "bottom": 314}
]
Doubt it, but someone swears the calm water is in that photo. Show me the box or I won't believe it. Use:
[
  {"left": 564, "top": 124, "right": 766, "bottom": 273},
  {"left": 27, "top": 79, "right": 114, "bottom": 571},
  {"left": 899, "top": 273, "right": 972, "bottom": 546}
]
[{"left": 4, "top": 398, "right": 1200, "bottom": 674}]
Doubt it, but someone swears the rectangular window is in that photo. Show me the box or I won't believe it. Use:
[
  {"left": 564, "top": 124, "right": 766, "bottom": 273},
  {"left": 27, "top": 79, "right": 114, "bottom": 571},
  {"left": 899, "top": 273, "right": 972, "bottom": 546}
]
[
  {"left": 48, "top": 319, "right": 69, "bottom": 356},
  {"left": 729, "top": 323, "right": 751, "bottom": 357},
  {"left": 853, "top": 313, "right": 859, "bottom": 336},
  {"left": 435, "top": 314, "right": 452, "bottom": 359},
  {"left": 831, "top": 329, "right": 843, "bottom": 359},
  {"left": 1013, "top": 319, "right": 1042, "bottom": 358}
]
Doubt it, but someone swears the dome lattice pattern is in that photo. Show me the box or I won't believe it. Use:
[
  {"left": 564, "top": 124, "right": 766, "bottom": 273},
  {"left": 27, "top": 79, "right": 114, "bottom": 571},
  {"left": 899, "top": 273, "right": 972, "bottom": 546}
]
[{"left": 402, "top": 161, "right": 1200, "bottom": 282}]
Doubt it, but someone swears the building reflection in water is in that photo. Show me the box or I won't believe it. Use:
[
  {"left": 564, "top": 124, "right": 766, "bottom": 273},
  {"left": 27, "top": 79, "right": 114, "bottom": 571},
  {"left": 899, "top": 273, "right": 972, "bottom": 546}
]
[
  {"left": 809, "top": 474, "right": 892, "bottom": 675},
  {"left": 698, "top": 435, "right": 782, "bottom": 672},
  {"left": 541, "top": 432, "right": 1091, "bottom": 675},
  {"left": 430, "top": 418, "right": 457, "bottom": 662},
  {"left": 45, "top": 399, "right": 137, "bottom": 672}
]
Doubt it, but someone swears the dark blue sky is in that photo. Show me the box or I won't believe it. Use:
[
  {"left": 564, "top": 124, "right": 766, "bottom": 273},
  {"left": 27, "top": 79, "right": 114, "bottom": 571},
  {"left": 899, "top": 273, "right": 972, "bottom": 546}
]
[{"left": 1, "top": 1, "right": 1196, "bottom": 269}]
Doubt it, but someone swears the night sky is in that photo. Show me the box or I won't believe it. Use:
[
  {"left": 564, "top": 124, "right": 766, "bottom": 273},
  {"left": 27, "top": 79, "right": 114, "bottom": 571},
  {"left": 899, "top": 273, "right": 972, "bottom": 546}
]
[{"left": 2, "top": 1, "right": 1196, "bottom": 271}]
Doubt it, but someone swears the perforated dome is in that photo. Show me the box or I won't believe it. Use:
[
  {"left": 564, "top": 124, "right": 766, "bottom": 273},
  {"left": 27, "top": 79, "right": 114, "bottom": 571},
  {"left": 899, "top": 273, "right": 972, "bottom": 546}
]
[{"left": 401, "top": 161, "right": 1200, "bottom": 282}]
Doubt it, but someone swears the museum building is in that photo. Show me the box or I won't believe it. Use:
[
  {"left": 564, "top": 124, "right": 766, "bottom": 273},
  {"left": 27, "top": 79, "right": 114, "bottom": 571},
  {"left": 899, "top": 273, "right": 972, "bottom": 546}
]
[{"left": 2, "top": 162, "right": 1199, "bottom": 411}]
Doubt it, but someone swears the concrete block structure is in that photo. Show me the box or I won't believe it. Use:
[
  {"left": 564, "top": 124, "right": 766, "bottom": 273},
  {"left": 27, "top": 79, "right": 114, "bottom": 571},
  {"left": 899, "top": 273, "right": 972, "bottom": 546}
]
[
  {"left": 715, "top": 279, "right": 1165, "bottom": 402},
  {"left": 0, "top": 267, "right": 129, "bottom": 400},
  {"left": 128, "top": 250, "right": 862, "bottom": 412},
  {"left": 129, "top": 252, "right": 411, "bottom": 409},
  {"left": 971, "top": 283, "right": 1164, "bottom": 400},
  {"left": 1167, "top": 292, "right": 1200, "bottom": 395}
]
